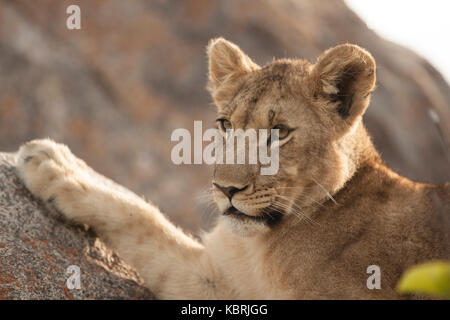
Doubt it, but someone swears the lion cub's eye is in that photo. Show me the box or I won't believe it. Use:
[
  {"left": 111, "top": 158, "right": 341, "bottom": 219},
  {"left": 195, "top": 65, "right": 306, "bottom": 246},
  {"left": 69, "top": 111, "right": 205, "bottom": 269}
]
[
  {"left": 271, "top": 125, "right": 291, "bottom": 140},
  {"left": 217, "top": 119, "right": 232, "bottom": 132}
]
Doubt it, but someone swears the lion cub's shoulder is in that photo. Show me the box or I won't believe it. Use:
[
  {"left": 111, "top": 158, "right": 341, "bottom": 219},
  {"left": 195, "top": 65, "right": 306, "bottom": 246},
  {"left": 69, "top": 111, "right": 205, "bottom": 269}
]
[{"left": 429, "top": 181, "right": 450, "bottom": 220}]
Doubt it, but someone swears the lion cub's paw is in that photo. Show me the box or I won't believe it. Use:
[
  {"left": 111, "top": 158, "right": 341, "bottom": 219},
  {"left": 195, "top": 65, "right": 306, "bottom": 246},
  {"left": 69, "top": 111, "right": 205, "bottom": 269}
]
[{"left": 16, "top": 139, "right": 88, "bottom": 204}]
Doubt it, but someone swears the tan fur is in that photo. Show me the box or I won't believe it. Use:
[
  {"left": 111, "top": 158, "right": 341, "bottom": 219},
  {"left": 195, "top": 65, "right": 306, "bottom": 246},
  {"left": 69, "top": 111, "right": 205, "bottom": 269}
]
[{"left": 16, "top": 38, "right": 449, "bottom": 299}]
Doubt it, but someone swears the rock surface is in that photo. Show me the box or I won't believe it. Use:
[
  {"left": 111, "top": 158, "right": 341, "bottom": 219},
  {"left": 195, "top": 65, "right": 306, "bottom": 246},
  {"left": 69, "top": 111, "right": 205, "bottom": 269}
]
[{"left": 0, "top": 153, "right": 153, "bottom": 299}]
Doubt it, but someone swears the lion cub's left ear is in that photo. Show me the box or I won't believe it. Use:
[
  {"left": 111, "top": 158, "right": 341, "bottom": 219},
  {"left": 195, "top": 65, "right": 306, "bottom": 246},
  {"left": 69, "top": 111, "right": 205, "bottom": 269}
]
[{"left": 309, "top": 44, "right": 376, "bottom": 134}]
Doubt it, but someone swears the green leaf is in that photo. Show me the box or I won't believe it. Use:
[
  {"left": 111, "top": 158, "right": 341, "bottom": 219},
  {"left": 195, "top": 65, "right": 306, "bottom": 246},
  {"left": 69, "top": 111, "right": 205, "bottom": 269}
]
[{"left": 396, "top": 261, "right": 450, "bottom": 299}]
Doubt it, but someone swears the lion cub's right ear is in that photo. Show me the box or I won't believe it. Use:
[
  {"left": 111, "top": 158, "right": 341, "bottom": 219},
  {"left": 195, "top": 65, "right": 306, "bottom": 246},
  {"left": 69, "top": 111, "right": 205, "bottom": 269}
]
[{"left": 207, "top": 38, "right": 259, "bottom": 108}]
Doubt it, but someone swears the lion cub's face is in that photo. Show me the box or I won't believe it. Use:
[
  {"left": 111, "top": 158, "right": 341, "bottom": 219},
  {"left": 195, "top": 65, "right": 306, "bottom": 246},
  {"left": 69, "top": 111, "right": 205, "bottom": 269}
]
[{"left": 206, "top": 38, "right": 376, "bottom": 236}]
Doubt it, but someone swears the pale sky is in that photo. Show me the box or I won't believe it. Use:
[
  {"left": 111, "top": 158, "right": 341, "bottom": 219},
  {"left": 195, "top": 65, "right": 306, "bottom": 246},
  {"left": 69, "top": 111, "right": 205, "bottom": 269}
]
[{"left": 345, "top": 0, "right": 450, "bottom": 84}]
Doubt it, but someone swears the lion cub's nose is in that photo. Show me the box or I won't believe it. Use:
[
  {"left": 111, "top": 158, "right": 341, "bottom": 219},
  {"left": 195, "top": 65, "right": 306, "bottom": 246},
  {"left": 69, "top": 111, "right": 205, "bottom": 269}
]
[{"left": 213, "top": 183, "right": 248, "bottom": 200}]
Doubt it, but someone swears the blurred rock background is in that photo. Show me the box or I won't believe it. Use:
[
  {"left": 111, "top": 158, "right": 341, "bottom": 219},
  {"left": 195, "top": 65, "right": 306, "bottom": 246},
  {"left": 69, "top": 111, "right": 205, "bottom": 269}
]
[{"left": 0, "top": 0, "right": 449, "bottom": 234}]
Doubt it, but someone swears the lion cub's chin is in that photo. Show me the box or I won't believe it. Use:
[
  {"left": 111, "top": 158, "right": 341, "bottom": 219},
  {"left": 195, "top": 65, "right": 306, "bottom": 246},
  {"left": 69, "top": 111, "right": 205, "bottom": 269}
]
[{"left": 220, "top": 215, "right": 270, "bottom": 237}]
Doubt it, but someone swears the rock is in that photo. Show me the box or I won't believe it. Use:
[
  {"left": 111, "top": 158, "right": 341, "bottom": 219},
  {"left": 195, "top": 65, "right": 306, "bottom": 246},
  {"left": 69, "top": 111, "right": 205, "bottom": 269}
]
[
  {"left": 0, "top": 153, "right": 154, "bottom": 299},
  {"left": 0, "top": 0, "right": 449, "bottom": 234}
]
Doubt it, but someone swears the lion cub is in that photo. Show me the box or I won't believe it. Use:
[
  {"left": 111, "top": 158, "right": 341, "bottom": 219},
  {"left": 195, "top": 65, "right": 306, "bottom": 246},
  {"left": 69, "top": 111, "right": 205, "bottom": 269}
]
[{"left": 16, "top": 38, "right": 449, "bottom": 299}]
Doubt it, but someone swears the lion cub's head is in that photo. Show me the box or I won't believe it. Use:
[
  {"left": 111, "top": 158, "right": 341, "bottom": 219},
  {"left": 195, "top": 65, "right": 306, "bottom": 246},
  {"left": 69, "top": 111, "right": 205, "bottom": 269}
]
[{"left": 207, "top": 38, "right": 376, "bottom": 237}]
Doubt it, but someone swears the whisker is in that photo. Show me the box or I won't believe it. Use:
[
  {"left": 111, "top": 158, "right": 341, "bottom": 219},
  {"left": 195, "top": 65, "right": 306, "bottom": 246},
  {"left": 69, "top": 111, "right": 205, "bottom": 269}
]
[
  {"left": 260, "top": 207, "right": 275, "bottom": 220},
  {"left": 311, "top": 178, "right": 338, "bottom": 205},
  {"left": 275, "top": 190, "right": 327, "bottom": 209},
  {"left": 270, "top": 202, "right": 313, "bottom": 226},
  {"left": 195, "top": 189, "right": 215, "bottom": 203},
  {"left": 271, "top": 201, "right": 317, "bottom": 226},
  {"left": 272, "top": 196, "right": 319, "bottom": 226},
  {"left": 197, "top": 199, "right": 219, "bottom": 228},
  {"left": 261, "top": 206, "right": 287, "bottom": 222},
  {"left": 266, "top": 203, "right": 299, "bottom": 220}
]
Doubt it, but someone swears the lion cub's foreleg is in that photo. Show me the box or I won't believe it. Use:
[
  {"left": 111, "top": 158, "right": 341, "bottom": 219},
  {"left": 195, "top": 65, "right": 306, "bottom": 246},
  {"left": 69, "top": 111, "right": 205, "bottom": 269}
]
[{"left": 16, "top": 139, "right": 224, "bottom": 299}]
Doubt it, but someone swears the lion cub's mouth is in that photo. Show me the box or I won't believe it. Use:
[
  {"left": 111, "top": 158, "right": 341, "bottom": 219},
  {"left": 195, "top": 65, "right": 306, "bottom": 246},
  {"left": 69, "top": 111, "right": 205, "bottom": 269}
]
[{"left": 223, "top": 206, "right": 283, "bottom": 226}]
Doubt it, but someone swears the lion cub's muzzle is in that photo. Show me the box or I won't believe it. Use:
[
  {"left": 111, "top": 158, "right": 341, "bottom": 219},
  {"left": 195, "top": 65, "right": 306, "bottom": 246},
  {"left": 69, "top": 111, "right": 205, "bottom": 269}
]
[
  {"left": 213, "top": 182, "right": 283, "bottom": 226},
  {"left": 224, "top": 206, "right": 283, "bottom": 226}
]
